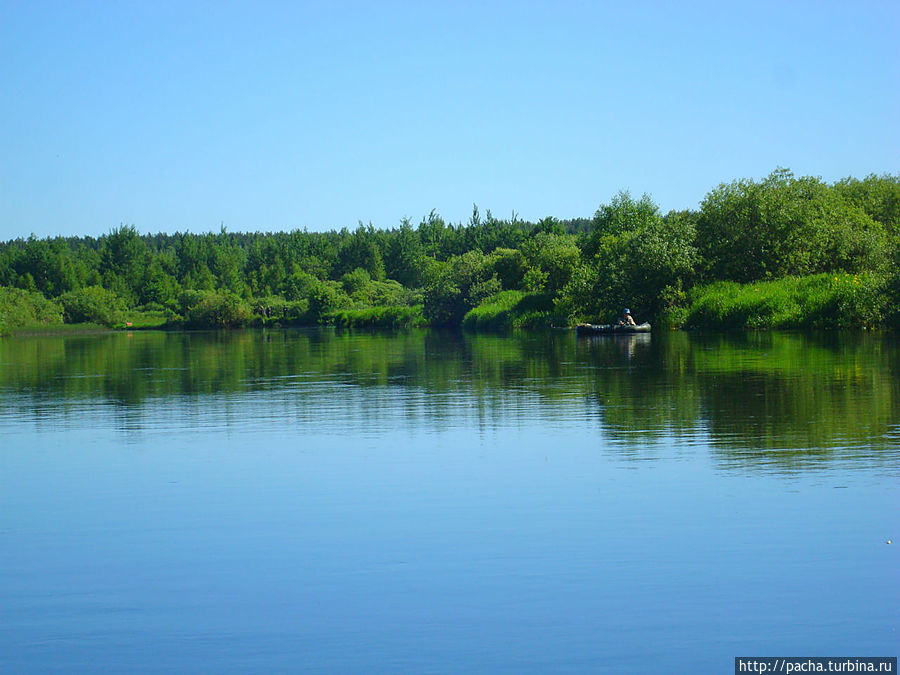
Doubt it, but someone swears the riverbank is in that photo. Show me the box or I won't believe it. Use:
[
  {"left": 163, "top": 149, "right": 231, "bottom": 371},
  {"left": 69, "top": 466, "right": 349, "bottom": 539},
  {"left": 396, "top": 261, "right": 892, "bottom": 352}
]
[
  {"left": 3, "top": 272, "right": 898, "bottom": 336},
  {"left": 2, "top": 170, "right": 898, "bottom": 337},
  {"left": 667, "top": 273, "right": 895, "bottom": 331}
]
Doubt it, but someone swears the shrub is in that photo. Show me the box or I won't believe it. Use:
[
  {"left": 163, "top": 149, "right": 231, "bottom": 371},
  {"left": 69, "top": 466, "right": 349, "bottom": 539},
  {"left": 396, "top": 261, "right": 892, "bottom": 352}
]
[
  {"left": 58, "top": 286, "right": 126, "bottom": 326},
  {"left": 519, "top": 232, "right": 581, "bottom": 295},
  {"left": 284, "top": 299, "right": 310, "bottom": 323},
  {"left": 181, "top": 290, "right": 252, "bottom": 328},
  {"left": 423, "top": 251, "right": 502, "bottom": 326},
  {"left": 246, "top": 296, "right": 312, "bottom": 325},
  {"left": 566, "top": 192, "right": 697, "bottom": 323},
  {"left": 282, "top": 270, "right": 320, "bottom": 301},
  {"left": 251, "top": 296, "right": 288, "bottom": 320},
  {"left": 0, "top": 286, "right": 63, "bottom": 333},
  {"left": 696, "top": 169, "right": 890, "bottom": 282},
  {"left": 485, "top": 248, "right": 526, "bottom": 290},
  {"left": 307, "top": 280, "right": 352, "bottom": 323}
]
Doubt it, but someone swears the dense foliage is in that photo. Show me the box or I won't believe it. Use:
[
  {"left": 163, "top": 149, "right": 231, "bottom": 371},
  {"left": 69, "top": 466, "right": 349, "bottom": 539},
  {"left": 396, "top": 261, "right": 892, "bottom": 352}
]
[
  {"left": 1, "top": 170, "right": 898, "bottom": 331},
  {"left": 58, "top": 286, "right": 126, "bottom": 326},
  {"left": 676, "top": 273, "right": 888, "bottom": 330},
  {"left": 0, "top": 287, "right": 63, "bottom": 335}
]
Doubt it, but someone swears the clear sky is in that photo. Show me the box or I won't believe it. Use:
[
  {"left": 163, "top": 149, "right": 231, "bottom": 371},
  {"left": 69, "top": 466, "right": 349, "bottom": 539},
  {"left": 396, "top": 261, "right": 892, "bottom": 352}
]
[{"left": 1, "top": 0, "right": 897, "bottom": 240}]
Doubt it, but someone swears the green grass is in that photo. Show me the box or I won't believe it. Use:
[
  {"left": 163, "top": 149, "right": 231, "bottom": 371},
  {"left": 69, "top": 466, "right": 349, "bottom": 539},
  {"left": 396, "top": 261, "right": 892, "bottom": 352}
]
[
  {"left": 328, "top": 305, "right": 426, "bottom": 328},
  {"left": 119, "top": 309, "right": 173, "bottom": 329},
  {"left": 4, "top": 322, "right": 114, "bottom": 336},
  {"left": 676, "top": 273, "right": 888, "bottom": 330},
  {"left": 463, "top": 291, "right": 566, "bottom": 331}
]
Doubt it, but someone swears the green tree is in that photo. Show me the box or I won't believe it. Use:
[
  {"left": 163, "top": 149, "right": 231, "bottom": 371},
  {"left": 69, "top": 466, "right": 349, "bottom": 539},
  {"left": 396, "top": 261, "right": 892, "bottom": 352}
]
[
  {"left": 307, "top": 280, "right": 351, "bottom": 323},
  {"left": 696, "top": 169, "right": 888, "bottom": 282},
  {"left": 180, "top": 290, "right": 252, "bottom": 328},
  {"left": 58, "top": 286, "right": 127, "bottom": 325},
  {"left": 833, "top": 173, "right": 900, "bottom": 235},
  {"left": 335, "top": 225, "right": 385, "bottom": 280},
  {"left": 341, "top": 268, "right": 375, "bottom": 305},
  {"left": 418, "top": 210, "right": 449, "bottom": 260},
  {"left": 9, "top": 237, "right": 82, "bottom": 297},
  {"left": 0, "top": 287, "right": 63, "bottom": 333},
  {"left": 561, "top": 192, "right": 697, "bottom": 321},
  {"left": 384, "top": 219, "right": 426, "bottom": 287},
  {"left": 210, "top": 241, "right": 248, "bottom": 296},
  {"left": 585, "top": 191, "right": 662, "bottom": 248},
  {"left": 423, "top": 251, "right": 501, "bottom": 326},
  {"left": 519, "top": 232, "right": 581, "bottom": 295},
  {"left": 282, "top": 270, "right": 320, "bottom": 301},
  {"left": 99, "top": 225, "right": 148, "bottom": 304},
  {"left": 485, "top": 248, "right": 526, "bottom": 290},
  {"left": 136, "top": 257, "right": 180, "bottom": 307}
]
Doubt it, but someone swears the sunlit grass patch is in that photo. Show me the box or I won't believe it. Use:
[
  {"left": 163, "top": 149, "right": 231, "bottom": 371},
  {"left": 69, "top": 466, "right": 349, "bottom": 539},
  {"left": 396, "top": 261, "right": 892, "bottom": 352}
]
[
  {"left": 683, "top": 273, "right": 888, "bottom": 330},
  {"left": 328, "top": 305, "right": 425, "bottom": 328},
  {"left": 119, "top": 309, "right": 172, "bottom": 329},
  {"left": 463, "top": 291, "right": 565, "bottom": 330}
]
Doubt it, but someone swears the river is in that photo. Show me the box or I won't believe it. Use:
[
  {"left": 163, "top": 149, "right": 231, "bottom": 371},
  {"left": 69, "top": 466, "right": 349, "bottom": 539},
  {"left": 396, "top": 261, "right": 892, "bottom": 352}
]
[{"left": 1, "top": 328, "right": 897, "bottom": 673}]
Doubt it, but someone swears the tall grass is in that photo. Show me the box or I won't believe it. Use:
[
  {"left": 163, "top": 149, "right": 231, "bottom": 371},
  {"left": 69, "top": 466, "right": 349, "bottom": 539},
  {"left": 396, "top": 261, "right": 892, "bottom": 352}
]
[
  {"left": 328, "top": 305, "right": 426, "bottom": 328},
  {"left": 678, "top": 273, "right": 888, "bottom": 330},
  {"left": 463, "top": 291, "right": 566, "bottom": 330}
]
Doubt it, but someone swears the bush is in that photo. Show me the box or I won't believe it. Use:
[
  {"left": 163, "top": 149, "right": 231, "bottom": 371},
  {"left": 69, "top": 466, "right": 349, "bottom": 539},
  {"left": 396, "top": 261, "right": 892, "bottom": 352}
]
[
  {"left": 565, "top": 192, "right": 697, "bottom": 323},
  {"left": 370, "top": 278, "right": 406, "bottom": 307},
  {"left": 246, "top": 296, "right": 312, "bottom": 325},
  {"left": 485, "top": 248, "right": 526, "bottom": 290},
  {"left": 423, "top": 251, "right": 501, "bottom": 326},
  {"left": 282, "top": 270, "right": 320, "bottom": 301},
  {"left": 307, "top": 280, "right": 352, "bottom": 323},
  {"left": 519, "top": 233, "right": 581, "bottom": 295},
  {"left": 180, "top": 290, "right": 252, "bottom": 328},
  {"left": 887, "top": 255, "right": 900, "bottom": 329},
  {"left": 283, "top": 299, "right": 310, "bottom": 323},
  {"left": 341, "top": 268, "right": 373, "bottom": 298},
  {"left": 58, "top": 286, "right": 126, "bottom": 326},
  {"left": 696, "top": 169, "right": 890, "bottom": 282},
  {"left": 0, "top": 286, "right": 63, "bottom": 334},
  {"left": 251, "top": 296, "right": 288, "bottom": 319}
]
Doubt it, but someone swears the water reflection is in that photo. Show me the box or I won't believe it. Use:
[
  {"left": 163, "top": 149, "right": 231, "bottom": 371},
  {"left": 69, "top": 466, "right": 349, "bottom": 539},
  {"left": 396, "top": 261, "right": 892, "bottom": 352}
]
[{"left": 1, "top": 328, "right": 898, "bottom": 473}]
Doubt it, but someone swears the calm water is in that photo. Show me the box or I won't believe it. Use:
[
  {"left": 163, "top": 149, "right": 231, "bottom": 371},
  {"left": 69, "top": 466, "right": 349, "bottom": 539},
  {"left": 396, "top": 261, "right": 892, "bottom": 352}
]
[{"left": 1, "top": 328, "right": 898, "bottom": 673}]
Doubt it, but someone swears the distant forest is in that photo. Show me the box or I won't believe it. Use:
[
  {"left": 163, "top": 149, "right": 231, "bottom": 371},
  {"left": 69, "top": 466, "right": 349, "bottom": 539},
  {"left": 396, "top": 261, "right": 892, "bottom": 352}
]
[{"left": 1, "top": 169, "right": 899, "bottom": 332}]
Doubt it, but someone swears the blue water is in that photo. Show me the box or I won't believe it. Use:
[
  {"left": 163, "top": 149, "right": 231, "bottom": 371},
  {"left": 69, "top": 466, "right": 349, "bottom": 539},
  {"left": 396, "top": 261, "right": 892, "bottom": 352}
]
[{"left": 1, "top": 329, "right": 897, "bottom": 673}]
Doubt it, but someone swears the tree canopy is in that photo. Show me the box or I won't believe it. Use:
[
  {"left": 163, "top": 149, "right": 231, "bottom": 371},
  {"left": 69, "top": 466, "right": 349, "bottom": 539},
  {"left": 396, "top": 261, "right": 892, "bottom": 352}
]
[{"left": 1, "top": 170, "right": 897, "bottom": 330}]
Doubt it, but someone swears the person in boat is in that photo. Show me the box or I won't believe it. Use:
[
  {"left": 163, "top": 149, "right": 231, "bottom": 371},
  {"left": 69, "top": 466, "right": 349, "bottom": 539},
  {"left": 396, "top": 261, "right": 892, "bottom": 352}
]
[{"left": 618, "top": 308, "right": 636, "bottom": 326}]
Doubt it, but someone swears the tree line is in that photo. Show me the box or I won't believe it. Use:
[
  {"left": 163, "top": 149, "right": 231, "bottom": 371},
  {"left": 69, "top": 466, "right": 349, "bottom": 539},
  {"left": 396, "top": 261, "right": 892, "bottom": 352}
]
[{"left": 1, "top": 169, "right": 898, "bottom": 331}]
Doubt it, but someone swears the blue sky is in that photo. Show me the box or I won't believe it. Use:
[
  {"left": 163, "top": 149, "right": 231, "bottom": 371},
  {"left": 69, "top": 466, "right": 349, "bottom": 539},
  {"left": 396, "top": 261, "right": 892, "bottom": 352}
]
[{"left": 1, "top": 0, "right": 897, "bottom": 240}]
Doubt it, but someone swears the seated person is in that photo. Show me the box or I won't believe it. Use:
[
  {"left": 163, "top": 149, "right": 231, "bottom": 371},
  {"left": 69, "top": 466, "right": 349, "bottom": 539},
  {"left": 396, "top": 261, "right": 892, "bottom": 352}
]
[{"left": 618, "top": 308, "right": 636, "bottom": 326}]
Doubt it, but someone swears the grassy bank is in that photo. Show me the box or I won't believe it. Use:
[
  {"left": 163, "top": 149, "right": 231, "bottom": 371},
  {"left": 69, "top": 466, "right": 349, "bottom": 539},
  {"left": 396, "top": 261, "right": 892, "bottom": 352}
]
[
  {"left": 462, "top": 291, "right": 566, "bottom": 331},
  {"left": 328, "top": 305, "right": 426, "bottom": 328},
  {"left": 5, "top": 270, "right": 897, "bottom": 337},
  {"left": 672, "top": 273, "right": 890, "bottom": 330}
]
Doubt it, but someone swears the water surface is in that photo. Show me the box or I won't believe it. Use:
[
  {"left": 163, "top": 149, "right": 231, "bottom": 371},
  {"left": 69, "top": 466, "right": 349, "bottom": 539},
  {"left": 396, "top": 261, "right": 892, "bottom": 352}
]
[{"left": 1, "top": 329, "right": 898, "bottom": 672}]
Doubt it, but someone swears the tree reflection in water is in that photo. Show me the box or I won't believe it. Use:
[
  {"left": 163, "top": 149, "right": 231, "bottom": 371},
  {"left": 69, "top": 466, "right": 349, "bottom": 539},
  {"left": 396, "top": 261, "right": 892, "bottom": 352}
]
[{"left": 1, "top": 328, "right": 898, "bottom": 473}]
